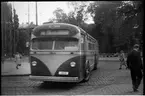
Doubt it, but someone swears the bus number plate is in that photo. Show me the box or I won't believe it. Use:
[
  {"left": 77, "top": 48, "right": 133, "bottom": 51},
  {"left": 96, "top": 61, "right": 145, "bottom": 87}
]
[{"left": 58, "top": 71, "right": 69, "bottom": 75}]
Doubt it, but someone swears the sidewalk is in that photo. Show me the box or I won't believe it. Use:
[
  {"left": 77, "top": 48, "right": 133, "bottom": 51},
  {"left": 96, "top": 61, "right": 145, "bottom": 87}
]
[{"left": 1, "top": 57, "right": 31, "bottom": 76}]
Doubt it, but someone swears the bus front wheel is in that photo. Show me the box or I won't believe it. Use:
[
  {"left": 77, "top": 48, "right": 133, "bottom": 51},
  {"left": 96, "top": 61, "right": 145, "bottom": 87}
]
[
  {"left": 83, "top": 63, "right": 91, "bottom": 82},
  {"left": 93, "top": 60, "right": 98, "bottom": 70},
  {"left": 93, "top": 55, "right": 98, "bottom": 70}
]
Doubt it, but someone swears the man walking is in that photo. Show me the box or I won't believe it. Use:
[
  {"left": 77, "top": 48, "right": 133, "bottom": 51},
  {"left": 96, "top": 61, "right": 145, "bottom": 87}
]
[{"left": 127, "top": 44, "right": 143, "bottom": 92}]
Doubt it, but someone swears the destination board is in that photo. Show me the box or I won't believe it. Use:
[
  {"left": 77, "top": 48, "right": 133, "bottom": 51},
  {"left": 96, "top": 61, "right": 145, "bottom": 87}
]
[{"left": 40, "top": 30, "right": 69, "bottom": 35}]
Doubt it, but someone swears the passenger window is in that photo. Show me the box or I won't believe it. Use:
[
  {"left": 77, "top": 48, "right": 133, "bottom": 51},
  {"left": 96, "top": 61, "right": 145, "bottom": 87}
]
[
  {"left": 88, "top": 43, "right": 95, "bottom": 50},
  {"left": 81, "top": 34, "right": 85, "bottom": 50}
]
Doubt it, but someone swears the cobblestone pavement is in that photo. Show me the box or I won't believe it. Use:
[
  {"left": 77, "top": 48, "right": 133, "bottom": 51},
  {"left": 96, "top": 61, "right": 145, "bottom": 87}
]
[{"left": 1, "top": 61, "right": 143, "bottom": 95}]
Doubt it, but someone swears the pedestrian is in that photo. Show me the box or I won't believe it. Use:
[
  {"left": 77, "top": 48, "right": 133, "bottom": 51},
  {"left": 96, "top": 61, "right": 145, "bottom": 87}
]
[
  {"left": 119, "top": 50, "right": 127, "bottom": 69},
  {"left": 15, "top": 52, "right": 22, "bottom": 69},
  {"left": 1, "top": 56, "right": 4, "bottom": 64},
  {"left": 127, "top": 44, "right": 143, "bottom": 92},
  {"left": 1, "top": 53, "right": 6, "bottom": 64}
]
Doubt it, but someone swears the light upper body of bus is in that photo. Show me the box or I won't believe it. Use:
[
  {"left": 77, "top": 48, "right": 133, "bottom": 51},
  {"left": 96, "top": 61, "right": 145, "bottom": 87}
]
[{"left": 29, "top": 23, "right": 99, "bottom": 83}]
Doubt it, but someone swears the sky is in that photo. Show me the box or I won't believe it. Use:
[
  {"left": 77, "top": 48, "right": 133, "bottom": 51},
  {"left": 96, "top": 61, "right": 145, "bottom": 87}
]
[{"left": 9, "top": 2, "right": 94, "bottom": 25}]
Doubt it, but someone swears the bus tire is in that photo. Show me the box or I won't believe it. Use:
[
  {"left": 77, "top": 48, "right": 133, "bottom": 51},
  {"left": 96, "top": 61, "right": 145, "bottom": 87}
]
[
  {"left": 93, "top": 56, "right": 98, "bottom": 70},
  {"left": 82, "top": 62, "right": 91, "bottom": 82}
]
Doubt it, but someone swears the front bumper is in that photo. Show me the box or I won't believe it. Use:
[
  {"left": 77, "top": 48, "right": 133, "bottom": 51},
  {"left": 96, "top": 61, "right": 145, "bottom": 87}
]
[{"left": 29, "top": 75, "right": 80, "bottom": 82}]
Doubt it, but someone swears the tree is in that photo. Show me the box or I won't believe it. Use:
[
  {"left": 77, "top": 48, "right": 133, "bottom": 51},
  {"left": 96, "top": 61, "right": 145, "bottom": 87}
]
[
  {"left": 87, "top": 1, "right": 123, "bottom": 53},
  {"left": 18, "top": 22, "right": 36, "bottom": 55},
  {"left": 1, "top": 2, "right": 20, "bottom": 57},
  {"left": 12, "top": 9, "right": 19, "bottom": 55},
  {"left": 1, "top": 2, "right": 13, "bottom": 57},
  {"left": 49, "top": 2, "right": 90, "bottom": 27},
  {"left": 52, "top": 8, "right": 68, "bottom": 23},
  {"left": 114, "top": 1, "right": 143, "bottom": 51},
  {"left": 68, "top": 2, "right": 89, "bottom": 27},
  {"left": 17, "top": 28, "right": 29, "bottom": 54},
  {"left": 86, "top": 1, "right": 143, "bottom": 53}
]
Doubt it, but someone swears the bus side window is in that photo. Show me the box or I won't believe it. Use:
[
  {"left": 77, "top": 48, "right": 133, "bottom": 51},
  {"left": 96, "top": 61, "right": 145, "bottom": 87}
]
[
  {"left": 81, "top": 42, "right": 84, "bottom": 50},
  {"left": 88, "top": 43, "right": 91, "bottom": 50},
  {"left": 88, "top": 43, "right": 95, "bottom": 50},
  {"left": 81, "top": 34, "right": 85, "bottom": 50}
]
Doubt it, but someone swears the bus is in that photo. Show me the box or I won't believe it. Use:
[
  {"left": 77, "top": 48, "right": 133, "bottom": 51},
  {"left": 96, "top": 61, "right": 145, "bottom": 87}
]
[{"left": 29, "top": 23, "right": 99, "bottom": 83}]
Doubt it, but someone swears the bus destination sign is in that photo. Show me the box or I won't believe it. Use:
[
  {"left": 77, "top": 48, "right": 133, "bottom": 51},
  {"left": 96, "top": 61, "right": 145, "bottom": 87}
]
[{"left": 40, "top": 30, "right": 69, "bottom": 36}]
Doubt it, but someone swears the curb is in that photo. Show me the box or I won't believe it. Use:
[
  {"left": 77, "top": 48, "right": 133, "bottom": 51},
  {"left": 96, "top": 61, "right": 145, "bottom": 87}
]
[
  {"left": 99, "top": 60, "right": 119, "bottom": 62},
  {"left": 1, "top": 74, "right": 30, "bottom": 77}
]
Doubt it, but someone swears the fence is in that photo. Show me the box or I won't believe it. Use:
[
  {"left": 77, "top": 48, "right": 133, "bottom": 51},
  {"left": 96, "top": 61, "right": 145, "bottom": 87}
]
[
  {"left": 99, "top": 52, "right": 142, "bottom": 58},
  {"left": 99, "top": 53, "right": 128, "bottom": 58}
]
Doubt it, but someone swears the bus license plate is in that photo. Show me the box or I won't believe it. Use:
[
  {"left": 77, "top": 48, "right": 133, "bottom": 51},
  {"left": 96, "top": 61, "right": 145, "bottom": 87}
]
[{"left": 58, "top": 71, "right": 69, "bottom": 75}]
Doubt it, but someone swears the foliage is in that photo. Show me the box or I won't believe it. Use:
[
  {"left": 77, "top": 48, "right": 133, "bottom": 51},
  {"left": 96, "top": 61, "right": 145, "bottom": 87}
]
[
  {"left": 18, "top": 22, "right": 36, "bottom": 55},
  {"left": 52, "top": 8, "right": 68, "bottom": 23},
  {"left": 1, "top": 2, "right": 20, "bottom": 57},
  {"left": 86, "top": 1, "right": 123, "bottom": 52},
  {"left": 49, "top": 2, "right": 89, "bottom": 28},
  {"left": 86, "top": 1, "right": 143, "bottom": 52},
  {"left": 68, "top": 2, "right": 89, "bottom": 26},
  {"left": 114, "top": 1, "right": 143, "bottom": 51},
  {"left": 17, "top": 28, "right": 29, "bottom": 54},
  {"left": 1, "top": 2, "right": 13, "bottom": 56}
]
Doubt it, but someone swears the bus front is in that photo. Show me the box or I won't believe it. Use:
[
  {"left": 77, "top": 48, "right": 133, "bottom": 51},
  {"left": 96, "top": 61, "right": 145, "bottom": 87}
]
[{"left": 29, "top": 23, "right": 84, "bottom": 82}]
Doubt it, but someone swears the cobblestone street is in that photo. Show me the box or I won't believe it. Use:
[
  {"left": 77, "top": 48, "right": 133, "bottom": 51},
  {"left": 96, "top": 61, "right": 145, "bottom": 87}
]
[{"left": 1, "top": 60, "right": 143, "bottom": 95}]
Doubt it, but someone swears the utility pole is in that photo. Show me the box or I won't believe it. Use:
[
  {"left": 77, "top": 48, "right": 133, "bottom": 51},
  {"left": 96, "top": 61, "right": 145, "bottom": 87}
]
[
  {"left": 4, "top": 8, "right": 6, "bottom": 57},
  {"left": 36, "top": 2, "right": 38, "bottom": 26},
  {"left": 27, "top": 2, "right": 30, "bottom": 56},
  {"left": 28, "top": 2, "right": 30, "bottom": 24},
  {"left": 13, "top": 2, "right": 16, "bottom": 56},
  {"left": 2, "top": 4, "right": 4, "bottom": 58},
  {"left": 2, "top": 25, "right": 3, "bottom": 57}
]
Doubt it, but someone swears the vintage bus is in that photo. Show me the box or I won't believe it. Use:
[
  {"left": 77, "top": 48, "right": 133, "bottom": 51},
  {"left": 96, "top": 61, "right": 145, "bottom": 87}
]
[{"left": 29, "top": 23, "right": 99, "bottom": 83}]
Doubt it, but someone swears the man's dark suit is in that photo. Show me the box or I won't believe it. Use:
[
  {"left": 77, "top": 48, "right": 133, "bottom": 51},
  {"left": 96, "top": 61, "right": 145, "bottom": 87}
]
[{"left": 127, "top": 49, "right": 143, "bottom": 91}]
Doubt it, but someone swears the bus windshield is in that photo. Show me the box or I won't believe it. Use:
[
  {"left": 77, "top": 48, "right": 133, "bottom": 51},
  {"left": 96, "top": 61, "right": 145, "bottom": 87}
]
[{"left": 31, "top": 37, "right": 78, "bottom": 51}]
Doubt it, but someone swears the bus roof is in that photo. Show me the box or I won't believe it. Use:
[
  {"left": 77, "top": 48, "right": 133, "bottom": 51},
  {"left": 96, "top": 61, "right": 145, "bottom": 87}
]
[
  {"left": 32, "top": 23, "right": 97, "bottom": 42},
  {"left": 33, "top": 23, "right": 79, "bottom": 31},
  {"left": 32, "top": 23, "right": 81, "bottom": 36}
]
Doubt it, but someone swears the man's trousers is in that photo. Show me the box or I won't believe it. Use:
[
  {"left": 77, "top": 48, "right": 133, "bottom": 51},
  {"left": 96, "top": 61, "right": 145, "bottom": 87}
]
[{"left": 130, "top": 69, "right": 143, "bottom": 90}]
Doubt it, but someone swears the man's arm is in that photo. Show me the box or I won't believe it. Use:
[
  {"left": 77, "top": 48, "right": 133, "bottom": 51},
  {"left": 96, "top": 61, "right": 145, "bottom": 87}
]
[
  {"left": 138, "top": 52, "right": 143, "bottom": 70},
  {"left": 126, "top": 53, "right": 131, "bottom": 69}
]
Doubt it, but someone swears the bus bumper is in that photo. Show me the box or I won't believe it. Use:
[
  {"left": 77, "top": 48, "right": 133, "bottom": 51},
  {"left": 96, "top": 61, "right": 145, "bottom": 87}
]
[{"left": 29, "top": 75, "right": 80, "bottom": 82}]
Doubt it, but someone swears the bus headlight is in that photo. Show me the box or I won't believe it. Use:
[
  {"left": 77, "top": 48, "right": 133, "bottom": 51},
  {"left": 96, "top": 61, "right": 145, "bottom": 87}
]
[
  {"left": 32, "top": 61, "right": 37, "bottom": 66},
  {"left": 70, "top": 62, "right": 76, "bottom": 67}
]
